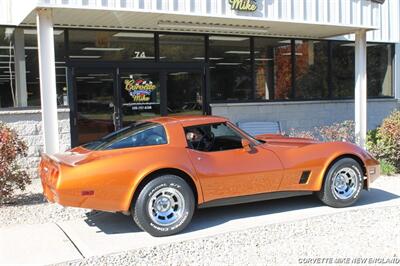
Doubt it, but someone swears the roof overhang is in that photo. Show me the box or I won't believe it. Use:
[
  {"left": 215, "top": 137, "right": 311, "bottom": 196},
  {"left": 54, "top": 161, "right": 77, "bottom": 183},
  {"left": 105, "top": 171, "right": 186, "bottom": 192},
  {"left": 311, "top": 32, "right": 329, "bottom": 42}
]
[{"left": 20, "top": 7, "right": 377, "bottom": 39}]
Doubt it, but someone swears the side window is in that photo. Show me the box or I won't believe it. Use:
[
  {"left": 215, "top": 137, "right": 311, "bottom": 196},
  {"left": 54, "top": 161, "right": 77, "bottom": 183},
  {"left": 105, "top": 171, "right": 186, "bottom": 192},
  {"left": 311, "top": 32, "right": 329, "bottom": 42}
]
[
  {"left": 107, "top": 124, "right": 167, "bottom": 149},
  {"left": 185, "top": 123, "right": 243, "bottom": 152},
  {"left": 88, "top": 122, "right": 168, "bottom": 150}
]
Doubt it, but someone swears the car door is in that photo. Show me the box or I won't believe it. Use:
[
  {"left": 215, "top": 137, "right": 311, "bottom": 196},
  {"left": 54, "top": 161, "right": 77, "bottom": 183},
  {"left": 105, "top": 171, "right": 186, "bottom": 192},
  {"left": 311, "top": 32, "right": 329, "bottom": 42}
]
[{"left": 185, "top": 123, "right": 284, "bottom": 202}]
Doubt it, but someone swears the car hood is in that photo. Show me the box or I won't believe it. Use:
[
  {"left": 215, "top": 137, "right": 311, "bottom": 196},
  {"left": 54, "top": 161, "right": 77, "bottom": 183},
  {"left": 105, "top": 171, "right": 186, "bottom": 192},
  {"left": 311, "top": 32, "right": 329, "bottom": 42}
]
[{"left": 255, "top": 134, "right": 319, "bottom": 148}]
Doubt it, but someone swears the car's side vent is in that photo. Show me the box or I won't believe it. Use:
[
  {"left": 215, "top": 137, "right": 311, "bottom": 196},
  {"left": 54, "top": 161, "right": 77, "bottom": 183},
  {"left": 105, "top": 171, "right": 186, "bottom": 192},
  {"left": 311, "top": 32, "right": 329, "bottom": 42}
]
[{"left": 299, "top": 171, "right": 311, "bottom": 184}]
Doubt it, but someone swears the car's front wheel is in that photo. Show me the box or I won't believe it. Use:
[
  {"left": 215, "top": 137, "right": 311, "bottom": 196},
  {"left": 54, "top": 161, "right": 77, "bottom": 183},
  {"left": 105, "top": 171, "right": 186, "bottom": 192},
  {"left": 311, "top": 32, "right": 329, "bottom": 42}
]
[
  {"left": 132, "top": 174, "right": 195, "bottom": 237},
  {"left": 317, "top": 158, "right": 364, "bottom": 208}
]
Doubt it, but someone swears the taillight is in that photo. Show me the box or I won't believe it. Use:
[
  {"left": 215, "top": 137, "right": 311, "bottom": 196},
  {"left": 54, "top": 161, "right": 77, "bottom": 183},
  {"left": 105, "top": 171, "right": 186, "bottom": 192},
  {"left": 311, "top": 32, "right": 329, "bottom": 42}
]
[{"left": 51, "top": 167, "right": 59, "bottom": 185}]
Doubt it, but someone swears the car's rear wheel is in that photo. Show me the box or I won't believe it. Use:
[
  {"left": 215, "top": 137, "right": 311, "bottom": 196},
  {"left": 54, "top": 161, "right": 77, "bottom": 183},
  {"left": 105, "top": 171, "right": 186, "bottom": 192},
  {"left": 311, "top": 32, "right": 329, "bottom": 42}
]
[
  {"left": 317, "top": 158, "right": 364, "bottom": 208},
  {"left": 132, "top": 174, "right": 195, "bottom": 237}
]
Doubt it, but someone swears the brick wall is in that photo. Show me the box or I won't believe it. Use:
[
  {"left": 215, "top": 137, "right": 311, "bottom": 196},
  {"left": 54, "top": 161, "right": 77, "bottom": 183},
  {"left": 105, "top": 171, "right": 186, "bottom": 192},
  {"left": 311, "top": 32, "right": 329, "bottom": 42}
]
[{"left": 0, "top": 108, "right": 71, "bottom": 178}]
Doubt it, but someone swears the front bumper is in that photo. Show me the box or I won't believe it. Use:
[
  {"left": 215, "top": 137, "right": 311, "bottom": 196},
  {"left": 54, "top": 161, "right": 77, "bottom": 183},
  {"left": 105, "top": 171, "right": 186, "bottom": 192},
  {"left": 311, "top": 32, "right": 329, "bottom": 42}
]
[{"left": 367, "top": 164, "right": 380, "bottom": 184}]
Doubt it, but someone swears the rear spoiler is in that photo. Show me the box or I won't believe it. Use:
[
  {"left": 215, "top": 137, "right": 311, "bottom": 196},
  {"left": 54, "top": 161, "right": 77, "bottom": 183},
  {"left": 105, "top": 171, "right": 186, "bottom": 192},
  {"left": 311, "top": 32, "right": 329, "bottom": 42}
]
[{"left": 40, "top": 151, "right": 95, "bottom": 167}]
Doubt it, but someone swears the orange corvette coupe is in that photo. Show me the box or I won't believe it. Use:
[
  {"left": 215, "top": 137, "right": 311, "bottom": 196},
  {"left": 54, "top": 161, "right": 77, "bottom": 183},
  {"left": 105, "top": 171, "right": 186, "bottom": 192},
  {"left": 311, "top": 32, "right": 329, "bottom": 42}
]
[{"left": 39, "top": 116, "right": 380, "bottom": 236}]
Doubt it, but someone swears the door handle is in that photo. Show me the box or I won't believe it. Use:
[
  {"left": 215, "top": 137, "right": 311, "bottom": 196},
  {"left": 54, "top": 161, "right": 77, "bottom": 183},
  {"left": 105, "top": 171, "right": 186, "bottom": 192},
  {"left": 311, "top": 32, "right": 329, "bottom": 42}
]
[{"left": 112, "top": 112, "right": 118, "bottom": 126}]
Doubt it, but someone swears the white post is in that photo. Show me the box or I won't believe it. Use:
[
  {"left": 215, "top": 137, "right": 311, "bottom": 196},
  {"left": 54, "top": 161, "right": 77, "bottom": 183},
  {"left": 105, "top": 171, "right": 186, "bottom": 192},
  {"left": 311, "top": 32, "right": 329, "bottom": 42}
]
[
  {"left": 14, "top": 28, "right": 28, "bottom": 107},
  {"left": 395, "top": 43, "right": 400, "bottom": 100},
  {"left": 37, "top": 9, "right": 59, "bottom": 154},
  {"left": 354, "top": 30, "right": 367, "bottom": 149}
]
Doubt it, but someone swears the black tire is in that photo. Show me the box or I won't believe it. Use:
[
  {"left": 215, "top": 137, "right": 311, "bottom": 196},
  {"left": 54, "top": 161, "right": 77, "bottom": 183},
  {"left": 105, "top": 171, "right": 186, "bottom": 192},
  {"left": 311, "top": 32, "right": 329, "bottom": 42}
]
[
  {"left": 131, "top": 174, "right": 195, "bottom": 237},
  {"left": 317, "top": 158, "right": 364, "bottom": 208}
]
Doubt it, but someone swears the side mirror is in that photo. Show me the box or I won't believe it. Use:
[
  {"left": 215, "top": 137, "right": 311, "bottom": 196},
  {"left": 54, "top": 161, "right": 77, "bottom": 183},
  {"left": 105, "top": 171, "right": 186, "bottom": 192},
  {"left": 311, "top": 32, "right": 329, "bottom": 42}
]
[{"left": 241, "top": 138, "right": 252, "bottom": 152}]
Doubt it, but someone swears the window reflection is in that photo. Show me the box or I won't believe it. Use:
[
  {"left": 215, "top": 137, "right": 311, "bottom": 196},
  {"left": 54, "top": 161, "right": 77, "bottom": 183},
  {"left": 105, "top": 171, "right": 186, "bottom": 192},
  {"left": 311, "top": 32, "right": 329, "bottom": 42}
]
[
  {"left": 367, "top": 43, "right": 393, "bottom": 97},
  {"left": 0, "top": 27, "right": 14, "bottom": 108},
  {"left": 254, "top": 38, "right": 292, "bottom": 100},
  {"left": 332, "top": 41, "right": 355, "bottom": 99},
  {"left": 295, "top": 40, "right": 329, "bottom": 99},
  {"left": 159, "top": 34, "right": 205, "bottom": 62},
  {"left": 209, "top": 36, "right": 252, "bottom": 101},
  {"left": 68, "top": 30, "right": 155, "bottom": 61}
]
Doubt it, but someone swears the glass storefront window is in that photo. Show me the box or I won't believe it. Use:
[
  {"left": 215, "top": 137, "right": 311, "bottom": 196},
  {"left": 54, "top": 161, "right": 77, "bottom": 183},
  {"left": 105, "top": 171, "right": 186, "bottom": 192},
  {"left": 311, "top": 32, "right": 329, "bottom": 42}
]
[
  {"left": 209, "top": 36, "right": 252, "bottom": 101},
  {"left": 0, "top": 27, "right": 14, "bottom": 108},
  {"left": 167, "top": 71, "right": 203, "bottom": 115},
  {"left": 68, "top": 30, "right": 155, "bottom": 61},
  {"left": 254, "top": 38, "right": 292, "bottom": 100},
  {"left": 295, "top": 40, "right": 329, "bottom": 99},
  {"left": 367, "top": 43, "right": 393, "bottom": 97},
  {"left": 331, "top": 41, "right": 355, "bottom": 99},
  {"left": 24, "top": 28, "right": 67, "bottom": 106},
  {"left": 159, "top": 34, "right": 205, "bottom": 62}
]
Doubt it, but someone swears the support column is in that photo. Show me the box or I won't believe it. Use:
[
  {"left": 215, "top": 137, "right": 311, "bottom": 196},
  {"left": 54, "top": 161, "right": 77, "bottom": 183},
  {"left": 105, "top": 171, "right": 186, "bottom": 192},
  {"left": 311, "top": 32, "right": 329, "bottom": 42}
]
[
  {"left": 395, "top": 43, "right": 400, "bottom": 100},
  {"left": 14, "top": 28, "right": 28, "bottom": 107},
  {"left": 37, "top": 9, "right": 59, "bottom": 154},
  {"left": 354, "top": 30, "right": 367, "bottom": 149}
]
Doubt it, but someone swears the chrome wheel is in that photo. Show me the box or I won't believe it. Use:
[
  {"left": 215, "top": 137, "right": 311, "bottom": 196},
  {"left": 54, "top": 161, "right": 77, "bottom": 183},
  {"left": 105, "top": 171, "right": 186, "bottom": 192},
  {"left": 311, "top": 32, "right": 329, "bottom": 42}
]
[
  {"left": 147, "top": 187, "right": 185, "bottom": 226},
  {"left": 331, "top": 167, "right": 358, "bottom": 200}
]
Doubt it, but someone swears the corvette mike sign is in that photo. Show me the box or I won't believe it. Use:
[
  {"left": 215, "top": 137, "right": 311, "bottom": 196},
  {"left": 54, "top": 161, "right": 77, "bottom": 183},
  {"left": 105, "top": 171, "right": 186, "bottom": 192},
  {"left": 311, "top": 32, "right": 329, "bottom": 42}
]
[{"left": 229, "top": 0, "right": 257, "bottom": 12}]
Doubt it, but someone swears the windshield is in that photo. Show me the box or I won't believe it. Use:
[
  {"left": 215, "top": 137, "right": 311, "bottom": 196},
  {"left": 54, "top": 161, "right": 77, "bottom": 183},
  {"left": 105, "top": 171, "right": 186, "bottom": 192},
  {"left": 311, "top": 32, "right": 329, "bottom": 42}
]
[{"left": 82, "top": 122, "right": 167, "bottom": 150}]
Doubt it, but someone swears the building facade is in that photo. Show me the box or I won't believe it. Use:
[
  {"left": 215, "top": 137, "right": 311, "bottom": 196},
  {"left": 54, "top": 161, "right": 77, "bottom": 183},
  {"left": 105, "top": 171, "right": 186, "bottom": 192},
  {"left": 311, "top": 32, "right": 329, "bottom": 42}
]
[{"left": 0, "top": 0, "right": 399, "bottom": 176}]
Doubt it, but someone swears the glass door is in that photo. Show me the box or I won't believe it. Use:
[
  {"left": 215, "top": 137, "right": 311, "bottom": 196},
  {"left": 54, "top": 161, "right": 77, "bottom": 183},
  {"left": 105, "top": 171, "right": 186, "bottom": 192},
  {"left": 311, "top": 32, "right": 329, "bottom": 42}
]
[
  {"left": 167, "top": 71, "right": 204, "bottom": 115},
  {"left": 74, "top": 69, "right": 117, "bottom": 145},
  {"left": 119, "top": 70, "right": 161, "bottom": 126}
]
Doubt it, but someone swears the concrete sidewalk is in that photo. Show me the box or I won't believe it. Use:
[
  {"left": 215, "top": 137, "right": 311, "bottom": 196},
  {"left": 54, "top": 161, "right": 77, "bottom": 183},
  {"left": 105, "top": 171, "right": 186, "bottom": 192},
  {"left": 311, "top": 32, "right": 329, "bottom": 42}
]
[
  {"left": 0, "top": 223, "right": 83, "bottom": 265},
  {"left": 1, "top": 178, "right": 399, "bottom": 265}
]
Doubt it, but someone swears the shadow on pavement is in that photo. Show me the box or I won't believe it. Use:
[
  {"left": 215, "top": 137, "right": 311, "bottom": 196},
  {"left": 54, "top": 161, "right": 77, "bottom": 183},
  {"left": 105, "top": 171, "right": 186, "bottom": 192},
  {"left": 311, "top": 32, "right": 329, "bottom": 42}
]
[
  {"left": 83, "top": 187, "right": 399, "bottom": 235},
  {"left": 2, "top": 193, "right": 46, "bottom": 206}
]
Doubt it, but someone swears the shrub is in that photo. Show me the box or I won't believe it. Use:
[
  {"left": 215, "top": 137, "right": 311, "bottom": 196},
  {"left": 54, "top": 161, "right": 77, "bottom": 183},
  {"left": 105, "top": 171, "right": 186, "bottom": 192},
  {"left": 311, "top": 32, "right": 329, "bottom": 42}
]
[
  {"left": 0, "top": 123, "right": 30, "bottom": 204},
  {"left": 287, "top": 120, "right": 355, "bottom": 143},
  {"left": 379, "top": 159, "right": 397, "bottom": 176},
  {"left": 317, "top": 120, "right": 355, "bottom": 143},
  {"left": 367, "top": 110, "right": 400, "bottom": 172}
]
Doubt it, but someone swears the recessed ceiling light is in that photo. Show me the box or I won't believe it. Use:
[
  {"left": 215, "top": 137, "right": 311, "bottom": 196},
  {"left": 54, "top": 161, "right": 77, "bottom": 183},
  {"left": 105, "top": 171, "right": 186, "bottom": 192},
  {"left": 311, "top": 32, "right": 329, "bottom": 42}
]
[
  {"left": 88, "top": 73, "right": 111, "bottom": 77},
  {"left": 4, "top": 70, "right": 30, "bottom": 73},
  {"left": 209, "top": 36, "right": 249, "bottom": 42},
  {"left": 255, "top": 58, "right": 273, "bottom": 61},
  {"left": 24, "top": 29, "right": 64, "bottom": 35},
  {"left": 192, "top": 57, "right": 223, "bottom": 60},
  {"left": 113, "top": 32, "right": 154, "bottom": 38},
  {"left": 245, "top": 58, "right": 274, "bottom": 61},
  {"left": 131, "top": 56, "right": 155, "bottom": 60},
  {"left": 69, "top": 55, "right": 102, "bottom": 59},
  {"left": 76, "top": 76, "right": 96, "bottom": 79},
  {"left": 341, "top": 43, "right": 378, "bottom": 47},
  {"left": 225, "top": 51, "right": 259, "bottom": 54},
  {"left": 216, "top": 62, "right": 242, "bottom": 65},
  {"left": 169, "top": 72, "right": 189, "bottom": 76},
  {"left": 25, "top": 47, "right": 38, "bottom": 50},
  {"left": 82, "top": 47, "right": 124, "bottom": 51},
  {"left": 281, "top": 52, "right": 303, "bottom": 56}
]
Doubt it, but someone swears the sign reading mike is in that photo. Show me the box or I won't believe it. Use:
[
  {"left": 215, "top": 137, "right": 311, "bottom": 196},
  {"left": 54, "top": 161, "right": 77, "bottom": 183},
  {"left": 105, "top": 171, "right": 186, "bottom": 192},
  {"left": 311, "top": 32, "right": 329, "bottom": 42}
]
[{"left": 229, "top": 0, "right": 257, "bottom": 12}]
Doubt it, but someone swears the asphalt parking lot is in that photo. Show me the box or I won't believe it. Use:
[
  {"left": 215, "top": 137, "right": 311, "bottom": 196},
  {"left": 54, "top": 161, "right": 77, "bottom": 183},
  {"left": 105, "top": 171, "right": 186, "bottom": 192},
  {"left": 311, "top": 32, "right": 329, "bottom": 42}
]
[{"left": 0, "top": 176, "right": 399, "bottom": 265}]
